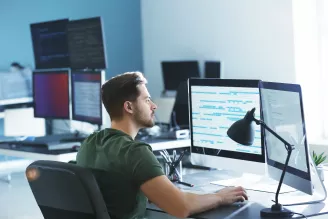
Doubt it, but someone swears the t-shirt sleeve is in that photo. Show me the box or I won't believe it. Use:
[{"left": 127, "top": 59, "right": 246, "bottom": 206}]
[{"left": 127, "top": 143, "right": 165, "bottom": 187}]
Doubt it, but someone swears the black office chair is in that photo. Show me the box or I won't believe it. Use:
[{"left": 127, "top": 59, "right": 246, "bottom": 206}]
[{"left": 26, "top": 160, "right": 110, "bottom": 219}]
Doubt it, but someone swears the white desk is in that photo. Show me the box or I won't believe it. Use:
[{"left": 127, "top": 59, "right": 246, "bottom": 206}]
[
  {"left": 147, "top": 169, "right": 328, "bottom": 218},
  {"left": 0, "top": 139, "right": 191, "bottom": 162},
  {"left": 0, "top": 97, "right": 33, "bottom": 106}
]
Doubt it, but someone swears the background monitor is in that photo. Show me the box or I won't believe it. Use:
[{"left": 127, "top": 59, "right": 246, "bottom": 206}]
[
  {"left": 67, "top": 17, "right": 107, "bottom": 69},
  {"left": 205, "top": 61, "right": 221, "bottom": 78},
  {"left": 189, "top": 78, "right": 265, "bottom": 174},
  {"left": 259, "top": 81, "right": 312, "bottom": 195},
  {"left": 0, "top": 71, "right": 33, "bottom": 106},
  {"left": 161, "top": 61, "right": 200, "bottom": 91},
  {"left": 33, "top": 70, "right": 70, "bottom": 119},
  {"left": 170, "top": 80, "right": 189, "bottom": 129},
  {"left": 71, "top": 71, "right": 103, "bottom": 125},
  {"left": 30, "top": 19, "right": 70, "bottom": 69}
]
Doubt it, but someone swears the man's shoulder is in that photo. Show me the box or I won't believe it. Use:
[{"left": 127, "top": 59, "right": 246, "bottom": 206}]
[
  {"left": 129, "top": 140, "right": 152, "bottom": 152},
  {"left": 82, "top": 129, "right": 152, "bottom": 151}
]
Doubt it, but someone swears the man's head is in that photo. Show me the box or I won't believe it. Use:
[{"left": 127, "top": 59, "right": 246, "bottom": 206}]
[{"left": 101, "top": 72, "right": 157, "bottom": 128}]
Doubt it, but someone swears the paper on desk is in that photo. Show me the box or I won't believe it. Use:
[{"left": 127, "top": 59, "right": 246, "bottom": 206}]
[{"left": 210, "top": 173, "right": 296, "bottom": 193}]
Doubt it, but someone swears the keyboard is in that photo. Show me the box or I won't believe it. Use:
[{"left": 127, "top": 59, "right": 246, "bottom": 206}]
[
  {"left": 210, "top": 174, "right": 296, "bottom": 194},
  {"left": 0, "top": 134, "right": 85, "bottom": 151}
]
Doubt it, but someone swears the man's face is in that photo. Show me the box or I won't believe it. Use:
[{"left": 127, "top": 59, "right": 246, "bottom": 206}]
[{"left": 132, "top": 84, "right": 157, "bottom": 128}]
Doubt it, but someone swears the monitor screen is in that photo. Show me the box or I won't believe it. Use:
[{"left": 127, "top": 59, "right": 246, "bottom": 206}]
[
  {"left": 71, "top": 71, "right": 102, "bottom": 125},
  {"left": 30, "top": 19, "right": 70, "bottom": 69},
  {"left": 260, "top": 81, "right": 312, "bottom": 194},
  {"left": 205, "top": 61, "right": 221, "bottom": 78},
  {"left": 33, "top": 70, "right": 70, "bottom": 119},
  {"left": 161, "top": 61, "right": 200, "bottom": 91},
  {"left": 189, "top": 79, "right": 265, "bottom": 174},
  {"left": 67, "top": 17, "right": 107, "bottom": 69}
]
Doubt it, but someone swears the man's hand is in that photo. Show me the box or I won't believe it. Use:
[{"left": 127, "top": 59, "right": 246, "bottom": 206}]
[{"left": 215, "top": 186, "right": 248, "bottom": 205}]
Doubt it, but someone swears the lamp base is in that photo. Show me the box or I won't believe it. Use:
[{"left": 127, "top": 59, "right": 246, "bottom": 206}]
[{"left": 260, "top": 204, "right": 294, "bottom": 218}]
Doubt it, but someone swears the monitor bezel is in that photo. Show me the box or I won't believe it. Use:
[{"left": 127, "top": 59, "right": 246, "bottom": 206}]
[
  {"left": 33, "top": 69, "right": 70, "bottom": 119},
  {"left": 188, "top": 78, "right": 265, "bottom": 164},
  {"left": 259, "top": 81, "right": 312, "bottom": 181},
  {"left": 71, "top": 70, "right": 103, "bottom": 125}
]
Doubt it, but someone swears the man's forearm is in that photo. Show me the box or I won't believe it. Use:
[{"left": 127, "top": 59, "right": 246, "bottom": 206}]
[{"left": 183, "top": 192, "right": 221, "bottom": 216}]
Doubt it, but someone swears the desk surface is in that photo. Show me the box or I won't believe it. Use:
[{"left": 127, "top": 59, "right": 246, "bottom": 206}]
[
  {"left": 146, "top": 170, "right": 328, "bottom": 219},
  {"left": 0, "top": 137, "right": 190, "bottom": 162}
]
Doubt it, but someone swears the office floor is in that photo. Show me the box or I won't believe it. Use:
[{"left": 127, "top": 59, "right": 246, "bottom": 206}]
[{"left": 0, "top": 171, "right": 43, "bottom": 219}]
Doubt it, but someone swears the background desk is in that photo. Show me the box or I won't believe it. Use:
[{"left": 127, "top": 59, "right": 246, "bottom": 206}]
[
  {"left": 0, "top": 138, "right": 191, "bottom": 182},
  {"left": 0, "top": 138, "right": 190, "bottom": 162},
  {"left": 146, "top": 169, "right": 328, "bottom": 219}
]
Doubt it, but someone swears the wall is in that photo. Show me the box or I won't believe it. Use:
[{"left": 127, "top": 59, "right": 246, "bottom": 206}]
[
  {"left": 141, "top": 0, "right": 296, "bottom": 98},
  {"left": 0, "top": 0, "right": 143, "bottom": 78},
  {"left": 0, "top": 0, "right": 143, "bottom": 160}
]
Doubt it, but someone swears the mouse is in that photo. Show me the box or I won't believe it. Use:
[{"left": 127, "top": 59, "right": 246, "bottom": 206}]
[{"left": 233, "top": 199, "right": 249, "bottom": 207}]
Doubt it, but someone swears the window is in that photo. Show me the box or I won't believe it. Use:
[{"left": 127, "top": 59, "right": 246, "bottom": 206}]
[{"left": 293, "top": 0, "right": 328, "bottom": 142}]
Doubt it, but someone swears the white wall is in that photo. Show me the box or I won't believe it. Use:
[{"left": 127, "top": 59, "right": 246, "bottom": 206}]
[{"left": 142, "top": 0, "right": 296, "bottom": 98}]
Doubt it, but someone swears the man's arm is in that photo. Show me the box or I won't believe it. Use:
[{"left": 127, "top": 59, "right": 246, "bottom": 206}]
[{"left": 141, "top": 175, "right": 248, "bottom": 218}]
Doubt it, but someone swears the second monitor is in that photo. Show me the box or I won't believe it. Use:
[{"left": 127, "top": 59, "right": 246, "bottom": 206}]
[
  {"left": 71, "top": 70, "right": 104, "bottom": 125},
  {"left": 33, "top": 70, "right": 70, "bottom": 119},
  {"left": 188, "top": 78, "right": 265, "bottom": 174}
]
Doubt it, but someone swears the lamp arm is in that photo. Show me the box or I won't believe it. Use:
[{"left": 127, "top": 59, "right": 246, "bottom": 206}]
[
  {"left": 252, "top": 117, "right": 294, "bottom": 206},
  {"left": 252, "top": 117, "right": 293, "bottom": 151},
  {"left": 274, "top": 147, "right": 292, "bottom": 205}
]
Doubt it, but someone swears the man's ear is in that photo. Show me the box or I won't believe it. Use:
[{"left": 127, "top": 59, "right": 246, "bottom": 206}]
[{"left": 123, "top": 101, "right": 133, "bottom": 114}]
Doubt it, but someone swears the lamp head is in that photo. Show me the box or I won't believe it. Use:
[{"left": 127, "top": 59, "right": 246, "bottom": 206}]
[{"left": 227, "top": 108, "right": 256, "bottom": 146}]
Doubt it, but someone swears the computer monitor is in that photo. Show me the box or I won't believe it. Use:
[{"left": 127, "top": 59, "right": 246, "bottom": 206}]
[
  {"left": 71, "top": 70, "right": 103, "bottom": 125},
  {"left": 0, "top": 71, "right": 33, "bottom": 106},
  {"left": 171, "top": 81, "right": 189, "bottom": 129},
  {"left": 189, "top": 78, "right": 265, "bottom": 175},
  {"left": 33, "top": 70, "right": 70, "bottom": 119},
  {"left": 67, "top": 17, "right": 107, "bottom": 69},
  {"left": 259, "top": 81, "right": 313, "bottom": 195},
  {"left": 161, "top": 61, "right": 200, "bottom": 91},
  {"left": 205, "top": 61, "right": 221, "bottom": 78},
  {"left": 30, "top": 19, "right": 70, "bottom": 69}
]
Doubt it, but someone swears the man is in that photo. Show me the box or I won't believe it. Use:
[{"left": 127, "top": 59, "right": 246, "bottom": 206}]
[{"left": 76, "top": 72, "right": 248, "bottom": 219}]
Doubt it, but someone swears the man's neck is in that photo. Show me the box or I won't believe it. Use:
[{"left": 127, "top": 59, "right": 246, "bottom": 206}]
[{"left": 111, "top": 119, "right": 140, "bottom": 139}]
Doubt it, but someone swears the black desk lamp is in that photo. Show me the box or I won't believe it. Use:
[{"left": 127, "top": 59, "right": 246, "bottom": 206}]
[{"left": 227, "top": 108, "right": 295, "bottom": 218}]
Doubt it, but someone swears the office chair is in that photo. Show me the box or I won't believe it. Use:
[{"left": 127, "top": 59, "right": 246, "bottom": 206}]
[{"left": 26, "top": 160, "right": 110, "bottom": 219}]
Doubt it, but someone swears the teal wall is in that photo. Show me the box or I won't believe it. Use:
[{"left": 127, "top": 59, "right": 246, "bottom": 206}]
[
  {"left": 0, "top": 0, "right": 143, "bottom": 158},
  {"left": 0, "top": 0, "right": 143, "bottom": 78}
]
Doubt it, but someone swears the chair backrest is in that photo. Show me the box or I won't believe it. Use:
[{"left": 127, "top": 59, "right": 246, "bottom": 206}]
[{"left": 26, "top": 160, "right": 110, "bottom": 219}]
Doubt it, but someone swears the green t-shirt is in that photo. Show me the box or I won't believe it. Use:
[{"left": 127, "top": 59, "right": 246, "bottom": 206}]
[{"left": 76, "top": 128, "right": 164, "bottom": 219}]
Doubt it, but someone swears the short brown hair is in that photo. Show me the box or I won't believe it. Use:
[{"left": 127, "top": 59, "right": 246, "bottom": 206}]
[{"left": 101, "top": 72, "right": 147, "bottom": 120}]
